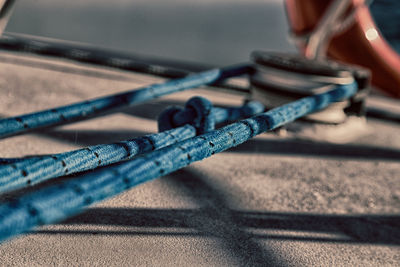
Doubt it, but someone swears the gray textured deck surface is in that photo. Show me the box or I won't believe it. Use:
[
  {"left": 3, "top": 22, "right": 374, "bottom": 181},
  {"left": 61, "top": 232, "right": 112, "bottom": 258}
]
[{"left": 0, "top": 52, "right": 399, "bottom": 266}]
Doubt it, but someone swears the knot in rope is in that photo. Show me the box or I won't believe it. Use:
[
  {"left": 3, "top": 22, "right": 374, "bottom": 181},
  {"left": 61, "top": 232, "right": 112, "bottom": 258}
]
[{"left": 158, "top": 96, "right": 215, "bottom": 134}]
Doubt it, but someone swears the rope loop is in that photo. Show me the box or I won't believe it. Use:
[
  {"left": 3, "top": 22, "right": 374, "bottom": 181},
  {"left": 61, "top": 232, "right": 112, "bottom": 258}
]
[
  {"left": 158, "top": 96, "right": 215, "bottom": 134},
  {"left": 185, "top": 97, "right": 214, "bottom": 134},
  {"left": 157, "top": 106, "right": 183, "bottom": 132}
]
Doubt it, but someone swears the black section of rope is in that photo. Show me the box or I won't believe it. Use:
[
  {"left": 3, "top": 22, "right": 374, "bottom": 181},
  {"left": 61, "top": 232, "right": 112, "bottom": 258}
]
[{"left": 0, "top": 33, "right": 250, "bottom": 94}]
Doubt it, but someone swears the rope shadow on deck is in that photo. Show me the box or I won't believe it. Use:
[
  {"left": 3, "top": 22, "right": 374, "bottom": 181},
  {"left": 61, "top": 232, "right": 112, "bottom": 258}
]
[
  {"left": 227, "top": 138, "right": 400, "bottom": 161},
  {"left": 34, "top": 211, "right": 400, "bottom": 246},
  {"left": 31, "top": 169, "right": 400, "bottom": 247}
]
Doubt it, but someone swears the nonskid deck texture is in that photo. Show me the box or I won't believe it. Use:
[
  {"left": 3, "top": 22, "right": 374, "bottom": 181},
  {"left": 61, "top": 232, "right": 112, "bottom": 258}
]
[{"left": 0, "top": 52, "right": 399, "bottom": 266}]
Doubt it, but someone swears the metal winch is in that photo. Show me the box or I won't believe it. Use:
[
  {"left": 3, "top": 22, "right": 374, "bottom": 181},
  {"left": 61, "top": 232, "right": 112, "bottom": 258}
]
[{"left": 250, "top": 51, "right": 371, "bottom": 142}]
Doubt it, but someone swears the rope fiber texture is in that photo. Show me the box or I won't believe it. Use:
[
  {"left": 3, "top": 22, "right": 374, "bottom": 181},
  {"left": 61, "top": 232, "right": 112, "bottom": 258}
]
[
  {"left": 0, "top": 81, "right": 357, "bottom": 243},
  {"left": 0, "top": 99, "right": 264, "bottom": 194},
  {"left": 0, "top": 64, "right": 252, "bottom": 139}
]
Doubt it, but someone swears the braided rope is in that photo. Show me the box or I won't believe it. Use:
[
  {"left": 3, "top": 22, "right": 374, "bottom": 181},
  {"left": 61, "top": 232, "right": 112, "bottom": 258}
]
[
  {"left": 158, "top": 98, "right": 262, "bottom": 134},
  {"left": 0, "top": 81, "right": 356, "bottom": 243},
  {"left": 0, "top": 99, "right": 263, "bottom": 194},
  {"left": 0, "top": 64, "right": 251, "bottom": 139}
]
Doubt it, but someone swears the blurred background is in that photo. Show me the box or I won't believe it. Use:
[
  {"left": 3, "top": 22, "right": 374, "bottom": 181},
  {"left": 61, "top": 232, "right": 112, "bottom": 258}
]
[
  {"left": 4, "top": 0, "right": 399, "bottom": 66},
  {"left": 5, "top": 0, "right": 295, "bottom": 66}
]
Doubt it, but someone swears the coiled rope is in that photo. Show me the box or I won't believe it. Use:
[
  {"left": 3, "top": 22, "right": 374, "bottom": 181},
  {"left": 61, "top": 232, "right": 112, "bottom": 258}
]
[
  {"left": 0, "top": 64, "right": 252, "bottom": 139},
  {"left": 0, "top": 81, "right": 357, "bottom": 243},
  {"left": 0, "top": 99, "right": 264, "bottom": 193}
]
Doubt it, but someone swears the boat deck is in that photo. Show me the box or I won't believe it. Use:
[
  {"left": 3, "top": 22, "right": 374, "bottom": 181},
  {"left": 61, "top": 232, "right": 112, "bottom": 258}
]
[{"left": 0, "top": 52, "right": 399, "bottom": 266}]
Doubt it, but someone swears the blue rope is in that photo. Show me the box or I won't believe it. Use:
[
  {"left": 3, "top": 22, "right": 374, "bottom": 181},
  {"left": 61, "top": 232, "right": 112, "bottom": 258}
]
[
  {"left": 158, "top": 97, "right": 263, "bottom": 134},
  {"left": 0, "top": 81, "right": 356, "bottom": 243},
  {"left": 0, "top": 98, "right": 263, "bottom": 194},
  {"left": 0, "top": 65, "right": 252, "bottom": 139},
  {"left": 158, "top": 97, "right": 215, "bottom": 134}
]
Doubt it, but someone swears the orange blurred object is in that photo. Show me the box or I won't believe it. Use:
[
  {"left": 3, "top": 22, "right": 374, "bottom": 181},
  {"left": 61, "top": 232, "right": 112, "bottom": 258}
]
[{"left": 285, "top": 0, "right": 400, "bottom": 98}]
